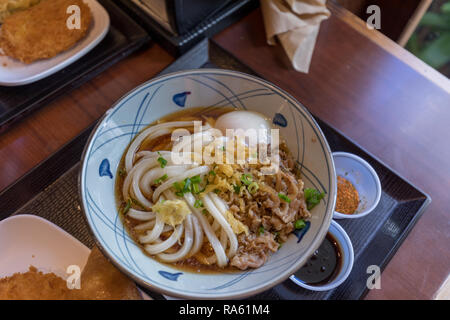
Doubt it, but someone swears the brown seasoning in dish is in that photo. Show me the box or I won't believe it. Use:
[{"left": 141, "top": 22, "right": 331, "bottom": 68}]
[{"left": 336, "top": 176, "right": 359, "bottom": 214}]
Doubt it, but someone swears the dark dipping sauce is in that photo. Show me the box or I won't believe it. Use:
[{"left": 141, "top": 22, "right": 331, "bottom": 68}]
[{"left": 294, "top": 232, "right": 342, "bottom": 285}]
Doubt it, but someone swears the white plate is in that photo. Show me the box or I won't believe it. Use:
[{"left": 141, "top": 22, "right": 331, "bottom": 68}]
[
  {"left": 0, "top": 0, "right": 110, "bottom": 86},
  {"left": 0, "top": 214, "right": 150, "bottom": 299}
]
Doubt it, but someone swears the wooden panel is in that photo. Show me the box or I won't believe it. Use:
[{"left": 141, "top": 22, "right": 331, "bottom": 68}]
[
  {"left": 213, "top": 7, "right": 450, "bottom": 300},
  {"left": 0, "top": 44, "right": 175, "bottom": 192},
  {"left": 398, "top": 0, "right": 432, "bottom": 46}
]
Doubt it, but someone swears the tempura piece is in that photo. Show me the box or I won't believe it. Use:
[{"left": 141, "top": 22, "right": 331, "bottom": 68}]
[
  {"left": 74, "top": 246, "right": 143, "bottom": 300},
  {"left": 0, "top": 0, "right": 92, "bottom": 63}
]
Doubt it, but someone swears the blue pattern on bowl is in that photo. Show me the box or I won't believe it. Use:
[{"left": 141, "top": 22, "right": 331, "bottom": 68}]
[
  {"left": 172, "top": 91, "right": 191, "bottom": 107},
  {"left": 79, "top": 69, "right": 336, "bottom": 299},
  {"left": 273, "top": 113, "right": 288, "bottom": 127},
  {"left": 159, "top": 271, "right": 183, "bottom": 281},
  {"left": 294, "top": 221, "right": 311, "bottom": 243},
  {"left": 98, "top": 158, "right": 112, "bottom": 179}
]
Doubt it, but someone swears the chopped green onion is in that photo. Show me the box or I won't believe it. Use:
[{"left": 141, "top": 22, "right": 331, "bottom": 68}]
[
  {"left": 247, "top": 182, "right": 259, "bottom": 194},
  {"left": 294, "top": 219, "right": 306, "bottom": 230},
  {"left": 192, "top": 183, "right": 200, "bottom": 194},
  {"left": 221, "top": 146, "right": 225, "bottom": 151},
  {"left": 173, "top": 181, "right": 184, "bottom": 192},
  {"left": 130, "top": 197, "right": 144, "bottom": 209},
  {"left": 304, "top": 188, "right": 325, "bottom": 210},
  {"left": 213, "top": 188, "right": 220, "bottom": 194},
  {"left": 183, "top": 178, "right": 191, "bottom": 193},
  {"left": 202, "top": 209, "right": 208, "bottom": 215},
  {"left": 157, "top": 152, "right": 167, "bottom": 168},
  {"left": 174, "top": 177, "right": 206, "bottom": 196},
  {"left": 278, "top": 193, "right": 291, "bottom": 203},
  {"left": 194, "top": 199, "right": 203, "bottom": 208},
  {"left": 122, "top": 199, "right": 132, "bottom": 215},
  {"left": 233, "top": 184, "right": 241, "bottom": 194},
  {"left": 173, "top": 182, "right": 182, "bottom": 191},
  {"left": 174, "top": 180, "right": 187, "bottom": 197},
  {"left": 173, "top": 177, "right": 204, "bottom": 196},
  {"left": 240, "top": 173, "right": 253, "bottom": 186},
  {"left": 258, "top": 226, "right": 265, "bottom": 235},
  {"left": 154, "top": 174, "right": 168, "bottom": 184},
  {"left": 208, "top": 170, "right": 216, "bottom": 176}
]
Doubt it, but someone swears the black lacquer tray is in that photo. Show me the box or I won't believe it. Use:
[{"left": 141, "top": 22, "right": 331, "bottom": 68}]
[
  {"left": 0, "top": 0, "right": 150, "bottom": 133},
  {"left": 0, "top": 39, "right": 430, "bottom": 300}
]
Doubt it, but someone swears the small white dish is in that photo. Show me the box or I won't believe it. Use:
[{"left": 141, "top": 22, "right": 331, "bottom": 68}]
[
  {"left": 0, "top": 0, "right": 110, "bottom": 86},
  {"left": 289, "top": 220, "right": 354, "bottom": 291},
  {"left": 0, "top": 214, "right": 150, "bottom": 299},
  {"left": 332, "top": 152, "right": 382, "bottom": 219}
]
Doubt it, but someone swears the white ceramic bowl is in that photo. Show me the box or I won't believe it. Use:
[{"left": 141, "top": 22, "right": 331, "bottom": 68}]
[
  {"left": 79, "top": 69, "right": 336, "bottom": 299},
  {"left": 332, "top": 152, "right": 382, "bottom": 219},
  {"left": 289, "top": 220, "right": 354, "bottom": 291}
]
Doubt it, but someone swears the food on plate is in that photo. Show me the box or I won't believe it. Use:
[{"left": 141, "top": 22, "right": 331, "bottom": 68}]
[
  {"left": 117, "top": 107, "right": 323, "bottom": 271},
  {"left": 0, "top": 246, "right": 142, "bottom": 300},
  {"left": 73, "top": 246, "right": 142, "bottom": 300},
  {"left": 336, "top": 176, "right": 359, "bottom": 214},
  {"left": 0, "top": 265, "right": 72, "bottom": 300},
  {"left": 0, "top": 0, "right": 40, "bottom": 23},
  {"left": 0, "top": 0, "right": 92, "bottom": 64}
]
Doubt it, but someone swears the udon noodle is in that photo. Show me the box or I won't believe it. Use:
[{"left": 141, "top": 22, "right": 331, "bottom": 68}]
[{"left": 117, "top": 107, "right": 313, "bottom": 271}]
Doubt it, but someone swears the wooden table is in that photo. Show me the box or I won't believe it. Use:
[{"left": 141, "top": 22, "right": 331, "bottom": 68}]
[
  {"left": 213, "top": 3, "right": 450, "bottom": 300},
  {"left": 0, "top": 2, "right": 449, "bottom": 299}
]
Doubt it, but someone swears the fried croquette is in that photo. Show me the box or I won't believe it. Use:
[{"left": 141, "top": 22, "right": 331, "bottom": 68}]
[
  {"left": 0, "top": 0, "right": 92, "bottom": 64},
  {"left": 0, "top": 0, "right": 41, "bottom": 23},
  {"left": 0, "top": 266, "right": 72, "bottom": 300}
]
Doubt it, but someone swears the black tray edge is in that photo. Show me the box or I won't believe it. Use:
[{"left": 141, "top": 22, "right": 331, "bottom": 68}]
[{"left": 358, "top": 196, "right": 431, "bottom": 299}]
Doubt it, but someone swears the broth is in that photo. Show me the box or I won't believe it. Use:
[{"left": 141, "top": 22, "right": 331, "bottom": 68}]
[{"left": 115, "top": 106, "right": 307, "bottom": 274}]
